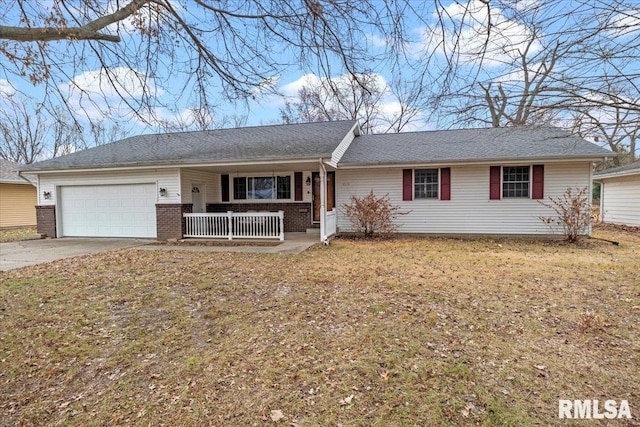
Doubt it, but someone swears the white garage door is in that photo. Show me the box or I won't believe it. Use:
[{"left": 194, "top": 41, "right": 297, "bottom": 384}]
[{"left": 60, "top": 184, "right": 157, "bottom": 238}]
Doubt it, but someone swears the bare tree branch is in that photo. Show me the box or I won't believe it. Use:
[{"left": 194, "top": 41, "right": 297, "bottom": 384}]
[{"left": 0, "top": 0, "right": 149, "bottom": 42}]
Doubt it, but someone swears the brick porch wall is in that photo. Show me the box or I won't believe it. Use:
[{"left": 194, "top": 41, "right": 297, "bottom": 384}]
[
  {"left": 207, "top": 203, "right": 312, "bottom": 232},
  {"left": 36, "top": 205, "right": 56, "bottom": 238},
  {"left": 156, "top": 204, "right": 192, "bottom": 240}
]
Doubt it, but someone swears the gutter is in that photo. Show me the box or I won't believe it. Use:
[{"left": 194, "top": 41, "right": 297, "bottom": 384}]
[
  {"left": 16, "top": 170, "right": 36, "bottom": 186},
  {"left": 337, "top": 155, "right": 612, "bottom": 169},
  {"left": 593, "top": 169, "right": 640, "bottom": 180},
  {"left": 21, "top": 157, "right": 332, "bottom": 174}
]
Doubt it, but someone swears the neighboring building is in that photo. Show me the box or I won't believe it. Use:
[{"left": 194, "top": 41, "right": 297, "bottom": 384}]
[
  {"left": 21, "top": 121, "right": 611, "bottom": 241},
  {"left": 0, "top": 159, "right": 37, "bottom": 228},
  {"left": 594, "top": 160, "right": 640, "bottom": 227}
]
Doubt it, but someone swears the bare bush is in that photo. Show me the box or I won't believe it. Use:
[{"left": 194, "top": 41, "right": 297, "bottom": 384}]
[
  {"left": 538, "top": 187, "right": 591, "bottom": 242},
  {"left": 342, "top": 191, "right": 406, "bottom": 238},
  {"left": 576, "top": 310, "right": 604, "bottom": 333}
]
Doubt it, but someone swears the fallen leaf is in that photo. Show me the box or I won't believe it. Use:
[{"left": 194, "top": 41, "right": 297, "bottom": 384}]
[
  {"left": 270, "top": 409, "right": 284, "bottom": 422},
  {"left": 339, "top": 394, "right": 354, "bottom": 406}
]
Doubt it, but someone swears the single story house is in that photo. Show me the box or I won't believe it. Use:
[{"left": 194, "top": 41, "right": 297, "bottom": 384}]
[
  {"left": 0, "top": 159, "right": 37, "bottom": 228},
  {"left": 21, "top": 121, "right": 611, "bottom": 241},
  {"left": 593, "top": 160, "right": 640, "bottom": 227}
]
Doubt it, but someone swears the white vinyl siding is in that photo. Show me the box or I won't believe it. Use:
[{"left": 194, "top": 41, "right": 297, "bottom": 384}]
[
  {"left": 302, "top": 171, "right": 313, "bottom": 203},
  {"left": 600, "top": 174, "right": 640, "bottom": 227},
  {"left": 180, "top": 169, "right": 219, "bottom": 204},
  {"left": 37, "top": 168, "right": 180, "bottom": 206},
  {"left": 336, "top": 162, "right": 591, "bottom": 235}
]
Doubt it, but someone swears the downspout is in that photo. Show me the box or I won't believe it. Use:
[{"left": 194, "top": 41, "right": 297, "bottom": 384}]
[
  {"left": 599, "top": 181, "right": 604, "bottom": 223},
  {"left": 17, "top": 170, "right": 34, "bottom": 185},
  {"left": 588, "top": 163, "right": 593, "bottom": 236},
  {"left": 596, "top": 155, "right": 609, "bottom": 225},
  {"left": 319, "top": 158, "right": 328, "bottom": 244},
  {"left": 17, "top": 170, "right": 38, "bottom": 204}
]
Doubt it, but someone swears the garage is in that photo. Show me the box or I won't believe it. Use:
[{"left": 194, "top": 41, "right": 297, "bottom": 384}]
[{"left": 59, "top": 184, "right": 157, "bottom": 238}]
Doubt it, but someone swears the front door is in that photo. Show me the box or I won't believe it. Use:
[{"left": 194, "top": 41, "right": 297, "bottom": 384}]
[
  {"left": 312, "top": 171, "right": 335, "bottom": 222},
  {"left": 192, "top": 184, "right": 204, "bottom": 213}
]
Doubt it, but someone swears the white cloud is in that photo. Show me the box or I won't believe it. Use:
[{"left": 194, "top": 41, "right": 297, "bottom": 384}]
[
  {"left": 281, "top": 73, "right": 323, "bottom": 96},
  {"left": 59, "top": 67, "right": 164, "bottom": 124},
  {"left": 607, "top": 10, "right": 640, "bottom": 38},
  {"left": 366, "top": 33, "right": 392, "bottom": 49},
  {"left": 420, "top": 0, "right": 541, "bottom": 68},
  {"left": 251, "top": 76, "right": 280, "bottom": 97},
  {"left": 65, "top": 67, "right": 161, "bottom": 99},
  {"left": 0, "top": 79, "right": 15, "bottom": 96},
  {"left": 508, "top": 0, "right": 543, "bottom": 12}
]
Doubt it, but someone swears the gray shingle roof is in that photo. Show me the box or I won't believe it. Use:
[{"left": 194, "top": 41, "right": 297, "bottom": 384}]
[
  {"left": 21, "top": 122, "right": 612, "bottom": 172},
  {"left": 0, "top": 159, "right": 36, "bottom": 184},
  {"left": 23, "top": 120, "right": 358, "bottom": 171},
  {"left": 339, "top": 126, "right": 612, "bottom": 166},
  {"left": 593, "top": 160, "right": 640, "bottom": 177}
]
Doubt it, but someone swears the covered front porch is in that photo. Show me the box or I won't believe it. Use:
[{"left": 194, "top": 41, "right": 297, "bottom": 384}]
[{"left": 170, "top": 160, "right": 337, "bottom": 242}]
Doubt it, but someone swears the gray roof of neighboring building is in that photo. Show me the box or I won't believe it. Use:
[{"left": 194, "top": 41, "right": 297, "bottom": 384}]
[
  {"left": 339, "top": 126, "right": 612, "bottom": 166},
  {"left": 593, "top": 160, "right": 640, "bottom": 178},
  {"left": 0, "top": 159, "right": 36, "bottom": 184},
  {"left": 22, "top": 120, "right": 358, "bottom": 171}
]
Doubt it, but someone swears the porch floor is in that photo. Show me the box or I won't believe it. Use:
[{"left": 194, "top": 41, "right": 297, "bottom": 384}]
[{"left": 140, "top": 233, "right": 320, "bottom": 255}]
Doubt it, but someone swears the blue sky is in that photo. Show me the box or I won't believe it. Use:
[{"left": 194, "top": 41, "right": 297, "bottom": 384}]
[{"left": 1, "top": 0, "right": 639, "bottom": 152}]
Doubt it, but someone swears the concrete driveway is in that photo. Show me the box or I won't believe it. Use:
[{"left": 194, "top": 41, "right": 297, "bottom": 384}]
[{"left": 0, "top": 238, "right": 153, "bottom": 271}]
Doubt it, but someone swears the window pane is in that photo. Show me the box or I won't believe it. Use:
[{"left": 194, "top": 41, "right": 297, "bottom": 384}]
[
  {"left": 233, "top": 177, "right": 246, "bottom": 200},
  {"left": 249, "top": 177, "right": 274, "bottom": 199},
  {"left": 414, "top": 169, "right": 439, "bottom": 199},
  {"left": 277, "top": 176, "right": 291, "bottom": 199},
  {"left": 503, "top": 166, "right": 530, "bottom": 198}
]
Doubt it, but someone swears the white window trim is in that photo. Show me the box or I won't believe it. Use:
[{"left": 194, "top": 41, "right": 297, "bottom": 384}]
[
  {"left": 501, "top": 165, "right": 532, "bottom": 199},
  {"left": 414, "top": 168, "right": 441, "bottom": 200}
]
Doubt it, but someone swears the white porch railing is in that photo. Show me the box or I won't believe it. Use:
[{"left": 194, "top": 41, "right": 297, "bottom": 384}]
[
  {"left": 325, "top": 209, "right": 337, "bottom": 239},
  {"left": 184, "top": 211, "right": 284, "bottom": 240}
]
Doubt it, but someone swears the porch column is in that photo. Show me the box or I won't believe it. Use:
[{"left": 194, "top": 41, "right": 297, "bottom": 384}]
[{"left": 319, "top": 159, "right": 327, "bottom": 243}]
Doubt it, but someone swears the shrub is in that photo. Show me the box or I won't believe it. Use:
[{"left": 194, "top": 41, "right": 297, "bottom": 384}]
[
  {"left": 342, "top": 191, "right": 405, "bottom": 238},
  {"left": 538, "top": 187, "right": 591, "bottom": 242}
]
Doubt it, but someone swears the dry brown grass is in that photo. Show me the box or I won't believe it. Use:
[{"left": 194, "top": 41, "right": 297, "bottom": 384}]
[
  {"left": 0, "top": 226, "right": 38, "bottom": 243},
  {"left": 1, "top": 227, "right": 639, "bottom": 426}
]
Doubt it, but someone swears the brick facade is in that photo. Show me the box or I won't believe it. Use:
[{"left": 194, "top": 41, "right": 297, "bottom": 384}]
[
  {"left": 156, "top": 204, "right": 192, "bottom": 240},
  {"left": 36, "top": 205, "right": 57, "bottom": 238},
  {"left": 207, "top": 202, "right": 312, "bottom": 232}
]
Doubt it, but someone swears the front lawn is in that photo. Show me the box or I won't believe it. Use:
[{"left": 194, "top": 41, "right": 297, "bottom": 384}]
[
  {"left": 1, "top": 228, "right": 638, "bottom": 426},
  {"left": 0, "top": 226, "right": 38, "bottom": 243}
]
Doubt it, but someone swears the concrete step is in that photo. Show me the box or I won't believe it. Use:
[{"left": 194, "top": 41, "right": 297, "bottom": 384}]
[{"left": 306, "top": 228, "right": 320, "bottom": 235}]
